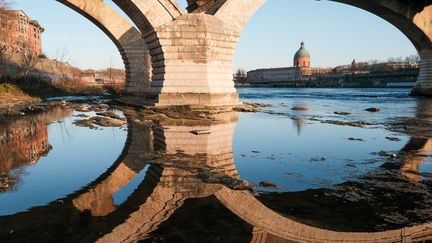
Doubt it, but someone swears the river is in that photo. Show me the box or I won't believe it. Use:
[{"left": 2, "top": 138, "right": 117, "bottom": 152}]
[{"left": 0, "top": 88, "right": 431, "bottom": 242}]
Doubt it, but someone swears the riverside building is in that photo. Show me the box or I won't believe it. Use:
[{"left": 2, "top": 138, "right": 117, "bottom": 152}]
[
  {"left": 0, "top": 9, "right": 44, "bottom": 56},
  {"left": 246, "top": 42, "right": 332, "bottom": 84}
]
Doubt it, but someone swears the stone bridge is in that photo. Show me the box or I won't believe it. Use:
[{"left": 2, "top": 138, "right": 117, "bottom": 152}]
[{"left": 56, "top": 0, "right": 432, "bottom": 106}]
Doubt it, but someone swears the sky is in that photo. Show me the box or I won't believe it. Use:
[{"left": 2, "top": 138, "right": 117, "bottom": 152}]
[{"left": 12, "top": 0, "right": 417, "bottom": 72}]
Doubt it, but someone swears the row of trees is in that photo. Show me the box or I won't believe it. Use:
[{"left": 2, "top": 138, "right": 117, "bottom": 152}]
[{"left": 366, "top": 54, "right": 420, "bottom": 65}]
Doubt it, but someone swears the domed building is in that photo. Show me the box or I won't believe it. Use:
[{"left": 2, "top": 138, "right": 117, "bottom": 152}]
[
  {"left": 245, "top": 41, "right": 332, "bottom": 85},
  {"left": 293, "top": 41, "right": 311, "bottom": 68}
]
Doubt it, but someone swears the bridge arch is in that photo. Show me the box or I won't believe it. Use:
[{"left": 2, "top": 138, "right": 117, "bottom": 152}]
[
  {"left": 212, "top": 0, "right": 432, "bottom": 96},
  {"left": 56, "top": 0, "right": 151, "bottom": 94}
]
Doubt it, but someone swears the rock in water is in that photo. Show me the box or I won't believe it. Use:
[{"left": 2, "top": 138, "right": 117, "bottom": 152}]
[
  {"left": 334, "top": 111, "right": 351, "bottom": 115},
  {"left": 291, "top": 106, "right": 309, "bottom": 111},
  {"left": 366, "top": 107, "right": 380, "bottom": 112},
  {"left": 259, "top": 181, "right": 278, "bottom": 188}
]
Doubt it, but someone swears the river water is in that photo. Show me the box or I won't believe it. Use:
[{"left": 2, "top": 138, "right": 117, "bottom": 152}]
[{"left": 0, "top": 88, "right": 432, "bottom": 242}]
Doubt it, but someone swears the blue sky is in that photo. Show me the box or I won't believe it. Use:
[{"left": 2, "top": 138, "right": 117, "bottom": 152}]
[{"left": 13, "top": 0, "right": 416, "bottom": 71}]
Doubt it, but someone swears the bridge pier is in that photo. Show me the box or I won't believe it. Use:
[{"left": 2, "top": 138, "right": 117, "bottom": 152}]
[
  {"left": 411, "top": 50, "right": 432, "bottom": 97},
  {"left": 143, "top": 14, "right": 240, "bottom": 107},
  {"left": 57, "top": 0, "right": 152, "bottom": 95},
  {"left": 62, "top": 0, "right": 432, "bottom": 105}
]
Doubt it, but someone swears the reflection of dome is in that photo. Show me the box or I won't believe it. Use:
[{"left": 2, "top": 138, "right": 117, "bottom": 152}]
[{"left": 293, "top": 41, "right": 311, "bottom": 68}]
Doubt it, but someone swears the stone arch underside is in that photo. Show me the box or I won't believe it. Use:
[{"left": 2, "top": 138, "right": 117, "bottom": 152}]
[
  {"left": 57, "top": 0, "right": 151, "bottom": 94},
  {"left": 57, "top": 0, "right": 432, "bottom": 106},
  {"left": 215, "top": 0, "right": 432, "bottom": 96},
  {"left": 111, "top": 0, "right": 245, "bottom": 106},
  {"left": 331, "top": 0, "right": 432, "bottom": 96}
]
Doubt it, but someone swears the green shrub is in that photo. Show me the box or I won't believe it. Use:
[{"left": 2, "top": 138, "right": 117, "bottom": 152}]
[{"left": 0, "top": 83, "right": 22, "bottom": 94}]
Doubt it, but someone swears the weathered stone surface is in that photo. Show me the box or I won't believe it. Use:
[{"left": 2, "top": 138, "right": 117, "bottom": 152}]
[{"left": 59, "top": 0, "right": 432, "bottom": 104}]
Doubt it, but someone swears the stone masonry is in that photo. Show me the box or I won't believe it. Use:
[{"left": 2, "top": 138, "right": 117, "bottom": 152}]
[
  {"left": 59, "top": 0, "right": 432, "bottom": 106},
  {"left": 58, "top": 0, "right": 151, "bottom": 94}
]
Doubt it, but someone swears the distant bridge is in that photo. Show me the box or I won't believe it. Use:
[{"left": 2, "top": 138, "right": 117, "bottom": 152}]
[{"left": 54, "top": 0, "right": 432, "bottom": 106}]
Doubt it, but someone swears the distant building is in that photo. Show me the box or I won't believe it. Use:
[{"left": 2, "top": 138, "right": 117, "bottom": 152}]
[
  {"left": 246, "top": 42, "right": 332, "bottom": 84},
  {"left": 0, "top": 9, "right": 44, "bottom": 56},
  {"left": 243, "top": 42, "right": 419, "bottom": 88},
  {"left": 79, "top": 68, "right": 126, "bottom": 86}
]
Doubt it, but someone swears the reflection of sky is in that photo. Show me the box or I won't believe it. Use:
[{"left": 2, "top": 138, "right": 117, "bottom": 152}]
[
  {"left": 0, "top": 88, "right": 430, "bottom": 214},
  {"left": 234, "top": 88, "right": 419, "bottom": 192},
  {"left": 113, "top": 165, "right": 149, "bottom": 206},
  {"left": 238, "top": 88, "right": 417, "bottom": 125},
  {"left": 0, "top": 111, "right": 127, "bottom": 215}
]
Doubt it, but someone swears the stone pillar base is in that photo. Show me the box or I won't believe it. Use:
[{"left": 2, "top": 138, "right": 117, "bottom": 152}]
[
  {"left": 116, "top": 92, "right": 240, "bottom": 108},
  {"left": 410, "top": 87, "right": 432, "bottom": 97},
  {"left": 154, "top": 93, "right": 240, "bottom": 107},
  {"left": 412, "top": 50, "right": 432, "bottom": 97}
]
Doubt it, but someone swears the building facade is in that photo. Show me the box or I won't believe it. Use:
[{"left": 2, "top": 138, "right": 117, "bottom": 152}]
[
  {"left": 0, "top": 9, "right": 44, "bottom": 56},
  {"left": 246, "top": 42, "right": 332, "bottom": 84}
]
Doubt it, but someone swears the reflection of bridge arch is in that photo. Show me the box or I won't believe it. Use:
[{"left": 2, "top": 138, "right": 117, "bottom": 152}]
[
  {"left": 400, "top": 138, "right": 432, "bottom": 182},
  {"left": 3, "top": 108, "right": 432, "bottom": 242},
  {"left": 396, "top": 98, "right": 432, "bottom": 182},
  {"left": 93, "top": 111, "right": 432, "bottom": 242},
  {"left": 215, "top": 187, "right": 432, "bottom": 243},
  {"left": 57, "top": 0, "right": 151, "bottom": 94}
]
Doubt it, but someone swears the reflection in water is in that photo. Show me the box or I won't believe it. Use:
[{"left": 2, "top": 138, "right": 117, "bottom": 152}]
[
  {"left": 400, "top": 138, "right": 432, "bottom": 182},
  {"left": 293, "top": 116, "right": 307, "bottom": 135},
  {"left": 1, "top": 95, "right": 432, "bottom": 242},
  {"left": 0, "top": 108, "right": 72, "bottom": 191},
  {"left": 397, "top": 99, "right": 432, "bottom": 182},
  {"left": 0, "top": 108, "right": 72, "bottom": 173}
]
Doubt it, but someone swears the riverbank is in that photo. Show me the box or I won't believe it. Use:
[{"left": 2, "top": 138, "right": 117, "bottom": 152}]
[
  {"left": 0, "top": 83, "right": 41, "bottom": 110},
  {"left": 0, "top": 77, "right": 123, "bottom": 115},
  {"left": 1, "top": 88, "right": 432, "bottom": 240}
]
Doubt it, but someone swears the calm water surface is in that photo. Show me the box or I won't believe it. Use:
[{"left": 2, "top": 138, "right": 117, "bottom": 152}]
[
  {"left": 0, "top": 88, "right": 431, "bottom": 242},
  {"left": 235, "top": 88, "right": 420, "bottom": 191}
]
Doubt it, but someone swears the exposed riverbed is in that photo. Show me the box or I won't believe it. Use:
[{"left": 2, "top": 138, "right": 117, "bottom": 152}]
[{"left": 0, "top": 88, "right": 431, "bottom": 242}]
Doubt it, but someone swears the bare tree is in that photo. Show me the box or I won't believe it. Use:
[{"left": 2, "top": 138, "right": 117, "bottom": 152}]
[
  {"left": 0, "top": 1, "right": 12, "bottom": 79},
  {"left": 54, "top": 44, "right": 69, "bottom": 64},
  {"left": 235, "top": 68, "right": 247, "bottom": 82},
  {"left": 108, "top": 57, "right": 113, "bottom": 85},
  {"left": 0, "top": 0, "right": 11, "bottom": 9},
  {"left": 368, "top": 60, "right": 379, "bottom": 65},
  {"left": 236, "top": 68, "right": 246, "bottom": 77},
  {"left": 405, "top": 54, "right": 420, "bottom": 63},
  {"left": 18, "top": 41, "right": 40, "bottom": 78},
  {"left": 0, "top": 44, "right": 12, "bottom": 77},
  {"left": 19, "top": 51, "right": 40, "bottom": 78}
]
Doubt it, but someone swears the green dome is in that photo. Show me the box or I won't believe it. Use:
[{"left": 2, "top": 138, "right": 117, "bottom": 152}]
[{"left": 294, "top": 42, "right": 310, "bottom": 59}]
